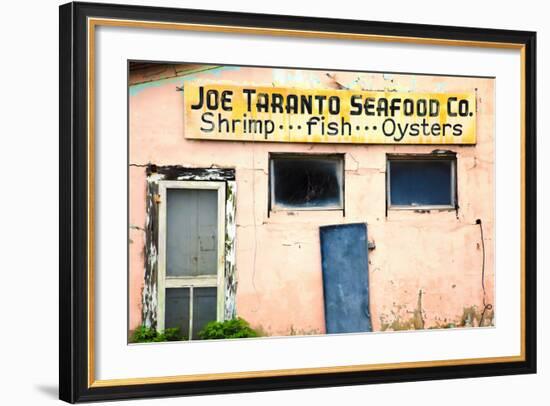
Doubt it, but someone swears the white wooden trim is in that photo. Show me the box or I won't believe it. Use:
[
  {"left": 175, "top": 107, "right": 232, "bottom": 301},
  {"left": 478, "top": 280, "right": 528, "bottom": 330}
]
[
  {"left": 159, "top": 180, "right": 225, "bottom": 190},
  {"left": 165, "top": 276, "right": 218, "bottom": 288},
  {"left": 216, "top": 184, "right": 226, "bottom": 322},
  {"left": 189, "top": 286, "right": 194, "bottom": 341},
  {"left": 156, "top": 183, "right": 168, "bottom": 332},
  {"left": 156, "top": 180, "right": 226, "bottom": 336}
]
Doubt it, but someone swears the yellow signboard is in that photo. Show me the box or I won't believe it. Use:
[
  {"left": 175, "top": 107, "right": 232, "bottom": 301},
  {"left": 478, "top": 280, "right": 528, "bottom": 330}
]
[{"left": 183, "top": 84, "right": 476, "bottom": 144}]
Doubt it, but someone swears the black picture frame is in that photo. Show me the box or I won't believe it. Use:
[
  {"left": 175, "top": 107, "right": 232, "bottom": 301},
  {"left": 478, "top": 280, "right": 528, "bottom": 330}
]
[{"left": 59, "top": 1, "right": 537, "bottom": 403}]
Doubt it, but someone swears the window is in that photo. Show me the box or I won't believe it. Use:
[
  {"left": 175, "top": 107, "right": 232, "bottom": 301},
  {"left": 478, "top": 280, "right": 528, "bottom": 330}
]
[
  {"left": 269, "top": 154, "right": 344, "bottom": 211},
  {"left": 157, "top": 181, "right": 226, "bottom": 339},
  {"left": 387, "top": 155, "right": 456, "bottom": 209}
]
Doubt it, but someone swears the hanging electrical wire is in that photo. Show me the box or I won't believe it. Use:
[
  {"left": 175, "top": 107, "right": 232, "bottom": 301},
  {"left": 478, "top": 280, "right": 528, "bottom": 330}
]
[{"left": 476, "top": 219, "right": 493, "bottom": 327}]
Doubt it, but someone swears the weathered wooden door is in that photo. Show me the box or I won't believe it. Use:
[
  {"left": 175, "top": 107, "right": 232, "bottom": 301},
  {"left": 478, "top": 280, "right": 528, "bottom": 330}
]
[{"left": 320, "top": 223, "right": 372, "bottom": 334}]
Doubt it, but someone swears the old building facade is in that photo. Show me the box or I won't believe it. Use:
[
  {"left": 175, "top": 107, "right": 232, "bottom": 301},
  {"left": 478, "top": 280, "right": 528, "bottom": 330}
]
[{"left": 128, "top": 63, "right": 495, "bottom": 339}]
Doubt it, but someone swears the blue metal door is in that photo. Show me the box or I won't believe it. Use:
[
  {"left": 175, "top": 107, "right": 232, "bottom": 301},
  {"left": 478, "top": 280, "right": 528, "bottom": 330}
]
[{"left": 320, "top": 223, "right": 372, "bottom": 334}]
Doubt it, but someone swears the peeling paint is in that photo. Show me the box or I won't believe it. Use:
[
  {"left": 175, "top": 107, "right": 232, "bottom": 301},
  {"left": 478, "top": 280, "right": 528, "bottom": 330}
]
[
  {"left": 412, "top": 289, "right": 425, "bottom": 329},
  {"left": 379, "top": 290, "right": 426, "bottom": 331},
  {"left": 224, "top": 180, "right": 238, "bottom": 319},
  {"left": 381, "top": 302, "right": 494, "bottom": 331},
  {"left": 129, "top": 66, "right": 242, "bottom": 96},
  {"left": 141, "top": 179, "right": 159, "bottom": 328}
]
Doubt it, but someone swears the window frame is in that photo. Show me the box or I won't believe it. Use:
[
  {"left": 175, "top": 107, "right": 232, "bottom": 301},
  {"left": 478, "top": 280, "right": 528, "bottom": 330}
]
[
  {"left": 156, "top": 180, "right": 226, "bottom": 339},
  {"left": 386, "top": 154, "right": 457, "bottom": 211},
  {"left": 268, "top": 153, "right": 345, "bottom": 212}
]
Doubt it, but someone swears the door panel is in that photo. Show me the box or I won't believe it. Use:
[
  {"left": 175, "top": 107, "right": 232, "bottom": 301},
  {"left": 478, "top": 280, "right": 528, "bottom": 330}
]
[
  {"left": 320, "top": 223, "right": 372, "bottom": 334},
  {"left": 163, "top": 185, "right": 221, "bottom": 339},
  {"left": 166, "top": 188, "right": 218, "bottom": 277},
  {"left": 165, "top": 287, "right": 191, "bottom": 338},
  {"left": 191, "top": 287, "right": 218, "bottom": 339}
]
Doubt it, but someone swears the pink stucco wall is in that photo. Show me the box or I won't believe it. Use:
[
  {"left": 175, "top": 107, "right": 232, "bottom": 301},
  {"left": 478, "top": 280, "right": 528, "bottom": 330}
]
[{"left": 128, "top": 65, "right": 495, "bottom": 336}]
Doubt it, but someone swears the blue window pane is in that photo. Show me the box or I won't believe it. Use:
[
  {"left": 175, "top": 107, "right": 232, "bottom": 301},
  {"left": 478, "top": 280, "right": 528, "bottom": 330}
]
[{"left": 390, "top": 160, "right": 453, "bottom": 206}]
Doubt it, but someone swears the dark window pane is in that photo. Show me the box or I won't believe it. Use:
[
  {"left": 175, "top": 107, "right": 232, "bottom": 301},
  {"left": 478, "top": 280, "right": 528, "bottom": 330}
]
[
  {"left": 271, "top": 157, "right": 343, "bottom": 209},
  {"left": 192, "top": 287, "right": 217, "bottom": 339},
  {"left": 166, "top": 188, "right": 218, "bottom": 277},
  {"left": 390, "top": 160, "right": 453, "bottom": 206},
  {"left": 165, "top": 288, "right": 190, "bottom": 339}
]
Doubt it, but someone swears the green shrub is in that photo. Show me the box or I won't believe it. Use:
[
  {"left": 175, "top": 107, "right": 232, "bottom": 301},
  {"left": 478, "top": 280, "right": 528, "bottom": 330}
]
[
  {"left": 198, "top": 318, "right": 259, "bottom": 340},
  {"left": 162, "top": 327, "right": 182, "bottom": 341},
  {"left": 130, "top": 326, "right": 184, "bottom": 343},
  {"left": 130, "top": 326, "right": 158, "bottom": 342}
]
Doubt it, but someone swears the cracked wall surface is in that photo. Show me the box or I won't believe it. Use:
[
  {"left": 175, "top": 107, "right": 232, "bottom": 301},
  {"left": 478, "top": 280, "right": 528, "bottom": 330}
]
[{"left": 128, "top": 65, "right": 495, "bottom": 336}]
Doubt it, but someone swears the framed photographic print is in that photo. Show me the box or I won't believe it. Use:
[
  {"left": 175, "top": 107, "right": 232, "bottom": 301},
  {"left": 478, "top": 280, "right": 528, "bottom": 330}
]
[{"left": 59, "top": 1, "right": 537, "bottom": 403}]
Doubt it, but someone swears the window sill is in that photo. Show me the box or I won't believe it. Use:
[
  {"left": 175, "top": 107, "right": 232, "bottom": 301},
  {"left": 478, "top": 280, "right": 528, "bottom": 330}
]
[
  {"left": 386, "top": 208, "right": 459, "bottom": 223},
  {"left": 388, "top": 206, "right": 457, "bottom": 212},
  {"left": 266, "top": 208, "right": 345, "bottom": 224}
]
